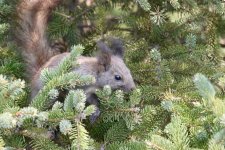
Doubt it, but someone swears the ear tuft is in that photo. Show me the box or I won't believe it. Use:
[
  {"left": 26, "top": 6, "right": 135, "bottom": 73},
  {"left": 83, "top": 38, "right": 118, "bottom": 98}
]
[
  {"left": 109, "top": 38, "right": 124, "bottom": 58},
  {"left": 96, "top": 41, "right": 111, "bottom": 72}
]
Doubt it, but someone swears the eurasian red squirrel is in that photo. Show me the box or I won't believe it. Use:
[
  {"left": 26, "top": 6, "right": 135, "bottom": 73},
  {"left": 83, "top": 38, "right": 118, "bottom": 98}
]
[{"left": 16, "top": 0, "right": 135, "bottom": 122}]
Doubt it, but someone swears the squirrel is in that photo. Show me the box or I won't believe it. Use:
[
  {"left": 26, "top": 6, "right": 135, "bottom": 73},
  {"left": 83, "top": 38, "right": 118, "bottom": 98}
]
[{"left": 16, "top": 0, "right": 135, "bottom": 122}]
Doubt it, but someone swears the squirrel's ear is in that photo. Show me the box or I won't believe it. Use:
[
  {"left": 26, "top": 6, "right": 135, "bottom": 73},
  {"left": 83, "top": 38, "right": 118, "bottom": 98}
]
[
  {"left": 96, "top": 41, "right": 111, "bottom": 72},
  {"left": 110, "top": 38, "right": 124, "bottom": 58}
]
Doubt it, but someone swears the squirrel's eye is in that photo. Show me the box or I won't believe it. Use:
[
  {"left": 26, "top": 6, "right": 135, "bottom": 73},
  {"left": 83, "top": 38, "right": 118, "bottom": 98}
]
[{"left": 115, "top": 75, "right": 122, "bottom": 81}]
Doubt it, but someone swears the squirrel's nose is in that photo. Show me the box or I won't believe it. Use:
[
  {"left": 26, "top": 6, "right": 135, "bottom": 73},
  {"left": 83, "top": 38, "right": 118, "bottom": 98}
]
[
  {"left": 123, "top": 82, "right": 136, "bottom": 92},
  {"left": 127, "top": 85, "right": 135, "bottom": 92},
  {"left": 130, "top": 87, "right": 135, "bottom": 91}
]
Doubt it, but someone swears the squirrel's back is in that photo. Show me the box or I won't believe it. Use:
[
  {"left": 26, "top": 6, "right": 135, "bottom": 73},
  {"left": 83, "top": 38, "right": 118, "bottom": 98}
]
[{"left": 30, "top": 53, "right": 99, "bottom": 98}]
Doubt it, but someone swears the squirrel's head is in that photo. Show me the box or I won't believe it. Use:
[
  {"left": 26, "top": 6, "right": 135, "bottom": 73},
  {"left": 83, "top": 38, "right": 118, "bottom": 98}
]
[{"left": 95, "top": 39, "right": 135, "bottom": 92}]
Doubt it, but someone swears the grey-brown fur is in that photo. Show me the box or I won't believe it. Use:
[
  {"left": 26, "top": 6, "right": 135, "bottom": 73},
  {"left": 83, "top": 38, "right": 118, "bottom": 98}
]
[
  {"left": 16, "top": 0, "right": 62, "bottom": 78},
  {"left": 16, "top": 0, "right": 135, "bottom": 122}
]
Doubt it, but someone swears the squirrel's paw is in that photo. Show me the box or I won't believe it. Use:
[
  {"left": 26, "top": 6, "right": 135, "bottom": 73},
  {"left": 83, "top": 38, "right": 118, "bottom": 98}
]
[{"left": 89, "top": 108, "right": 100, "bottom": 124}]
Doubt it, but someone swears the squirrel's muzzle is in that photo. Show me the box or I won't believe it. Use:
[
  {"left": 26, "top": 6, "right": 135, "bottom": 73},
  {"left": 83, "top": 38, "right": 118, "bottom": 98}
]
[{"left": 123, "top": 82, "right": 136, "bottom": 92}]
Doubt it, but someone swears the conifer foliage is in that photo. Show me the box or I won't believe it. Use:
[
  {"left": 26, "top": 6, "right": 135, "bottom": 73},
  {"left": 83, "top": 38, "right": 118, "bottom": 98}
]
[{"left": 1, "top": 0, "right": 225, "bottom": 149}]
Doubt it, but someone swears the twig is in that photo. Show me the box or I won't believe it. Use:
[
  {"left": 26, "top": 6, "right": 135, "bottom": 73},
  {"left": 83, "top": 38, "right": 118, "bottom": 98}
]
[
  {"left": 18, "top": 128, "right": 54, "bottom": 140},
  {"left": 54, "top": 11, "right": 73, "bottom": 19},
  {"left": 113, "top": 27, "right": 133, "bottom": 32},
  {"left": 75, "top": 7, "right": 95, "bottom": 19}
]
